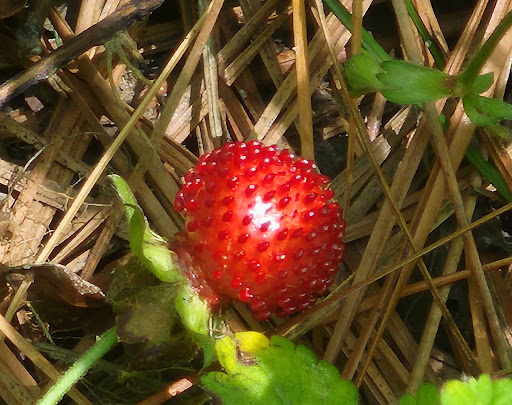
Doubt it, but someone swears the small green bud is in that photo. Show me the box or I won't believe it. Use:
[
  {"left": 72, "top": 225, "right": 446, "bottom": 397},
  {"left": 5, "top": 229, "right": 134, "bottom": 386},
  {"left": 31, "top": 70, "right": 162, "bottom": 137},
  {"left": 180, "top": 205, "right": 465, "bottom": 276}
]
[
  {"left": 344, "top": 50, "right": 385, "bottom": 96},
  {"left": 378, "top": 60, "right": 455, "bottom": 105}
]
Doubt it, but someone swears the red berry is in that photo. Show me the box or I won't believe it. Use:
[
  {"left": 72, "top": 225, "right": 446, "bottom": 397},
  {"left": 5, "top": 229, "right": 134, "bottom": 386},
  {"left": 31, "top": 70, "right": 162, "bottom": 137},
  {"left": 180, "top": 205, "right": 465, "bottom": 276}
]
[{"left": 172, "top": 142, "right": 345, "bottom": 320}]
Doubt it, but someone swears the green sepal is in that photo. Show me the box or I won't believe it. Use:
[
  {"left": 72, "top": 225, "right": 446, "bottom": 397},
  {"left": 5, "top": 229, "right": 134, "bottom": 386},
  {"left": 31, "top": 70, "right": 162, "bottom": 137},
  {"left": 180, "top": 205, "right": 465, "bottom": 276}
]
[
  {"left": 462, "top": 94, "right": 497, "bottom": 127},
  {"left": 476, "top": 95, "right": 512, "bottom": 121},
  {"left": 110, "top": 174, "right": 183, "bottom": 283},
  {"left": 175, "top": 282, "right": 216, "bottom": 367},
  {"left": 462, "top": 94, "right": 512, "bottom": 127},
  {"left": 472, "top": 72, "right": 494, "bottom": 94},
  {"left": 344, "top": 50, "right": 385, "bottom": 97},
  {"left": 111, "top": 174, "right": 217, "bottom": 365}
]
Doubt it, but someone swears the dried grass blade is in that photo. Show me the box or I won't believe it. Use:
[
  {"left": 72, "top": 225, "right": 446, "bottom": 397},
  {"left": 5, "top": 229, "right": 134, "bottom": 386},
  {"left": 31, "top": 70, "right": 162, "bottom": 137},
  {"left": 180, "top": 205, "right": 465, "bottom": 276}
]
[
  {"left": 407, "top": 170, "right": 483, "bottom": 391},
  {"left": 292, "top": 0, "right": 314, "bottom": 158},
  {"left": 153, "top": 0, "right": 224, "bottom": 145},
  {"left": 36, "top": 1, "right": 212, "bottom": 262},
  {"left": 199, "top": 0, "right": 223, "bottom": 139},
  {"left": 222, "top": 10, "right": 289, "bottom": 86},
  {"left": 0, "top": 314, "right": 92, "bottom": 404}
]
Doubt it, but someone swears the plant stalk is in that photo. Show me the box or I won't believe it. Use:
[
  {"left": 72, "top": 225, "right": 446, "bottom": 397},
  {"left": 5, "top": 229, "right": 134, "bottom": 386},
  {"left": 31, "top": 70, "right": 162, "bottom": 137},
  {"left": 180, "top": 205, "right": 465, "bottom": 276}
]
[{"left": 37, "top": 327, "right": 118, "bottom": 405}]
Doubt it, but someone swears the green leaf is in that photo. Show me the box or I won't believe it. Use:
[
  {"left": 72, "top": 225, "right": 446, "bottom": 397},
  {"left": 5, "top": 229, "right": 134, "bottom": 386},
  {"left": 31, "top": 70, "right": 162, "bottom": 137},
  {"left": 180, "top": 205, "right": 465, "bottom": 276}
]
[
  {"left": 398, "top": 376, "right": 512, "bottom": 405},
  {"left": 201, "top": 332, "right": 358, "bottom": 405},
  {"left": 325, "top": 0, "right": 512, "bottom": 132},
  {"left": 399, "top": 383, "right": 441, "bottom": 405},
  {"left": 202, "top": 335, "right": 281, "bottom": 405},
  {"left": 417, "top": 383, "right": 441, "bottom": 404},
  {"left": 399, "top": 394, "right": 417, "bottom": 405},
  {"left": 110, "top": 174, "right": 183, "bottom": 283},
  {"left": 344, "top": 55, "right": 457, "bottom": 105},
  {"left": 491, "top": 377, "right": 512, "bottom": 405},
  {"left": 441, "top": 374, "right": 512, "bottom": 405},
  {"left": 378, "top": 60, "right": 455, "bottom": 105}
]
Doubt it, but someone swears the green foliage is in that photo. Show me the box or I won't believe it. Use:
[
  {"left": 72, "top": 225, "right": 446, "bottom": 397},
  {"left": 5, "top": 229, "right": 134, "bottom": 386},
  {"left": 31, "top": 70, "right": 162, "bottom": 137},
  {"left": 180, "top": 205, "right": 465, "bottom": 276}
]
[
  {"left": 344, "top": 49, "right": 512, "bottom": 130},
  {"left": 175, "top": 283, "right": 216, "bottom": 366},
  {"left": 201, "top": 332, "right": 359, "bottom": 405},
  {"left": 401, "top": 375, "right": 512, "bottom": 405},
  {"left": 107, "top": 259, "right": 177, "bottom": 345},
  {"left": 475, "top": 96, "right": 512, "bottom": 122},
  {"left": 399, "top": 383, "right": 440, "bottom": 405},
  {"left": 332, "top": 0, "right": 512, "bottom": 202},
  {"left": 329, "top": 0, "right": 512, "bottom": 134},
  {"left": 199, "top": 330, "right": 512, "bottom": 405},
  {"left": 442, "top": 374, "right": 512, "bottom": 405},
  {"left": 461, "top": 93, "right": 512, "bottom": 129}
]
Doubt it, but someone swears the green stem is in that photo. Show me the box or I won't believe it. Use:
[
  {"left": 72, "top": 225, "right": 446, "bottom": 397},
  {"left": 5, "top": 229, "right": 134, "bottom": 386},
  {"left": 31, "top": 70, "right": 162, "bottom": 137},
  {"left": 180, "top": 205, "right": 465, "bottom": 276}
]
[
  {"left": 403, "top": 0, "right": 445, "bottom": 69},
  {"left": 459, "top": 9, "right": 512, "bottom": 86},
  {"left": 324, "top": 0, "right": 512, "bottom": 85},
  {"left": 324, "top": 0, "right": 512, "bottom": 203},
  {"left": 37, "top": 327, "right": 118, "bottom": 405},
  {"left": 321, "top": 0, "right": 390, "bottom": 62}
]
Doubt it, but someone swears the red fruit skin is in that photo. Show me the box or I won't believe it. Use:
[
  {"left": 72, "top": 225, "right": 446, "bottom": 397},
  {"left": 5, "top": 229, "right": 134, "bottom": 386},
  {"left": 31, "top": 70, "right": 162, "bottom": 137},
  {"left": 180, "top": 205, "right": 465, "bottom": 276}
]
[{"left": 172, "top": 141, "right": 345, "bottom": 320}]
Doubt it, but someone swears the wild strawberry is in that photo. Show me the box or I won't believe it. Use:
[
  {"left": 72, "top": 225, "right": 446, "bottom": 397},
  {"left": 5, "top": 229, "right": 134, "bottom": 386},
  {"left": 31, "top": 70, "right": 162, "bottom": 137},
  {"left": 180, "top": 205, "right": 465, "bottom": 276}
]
[{"left": 172, "top": 141, "right": 345, "bottom": 320}]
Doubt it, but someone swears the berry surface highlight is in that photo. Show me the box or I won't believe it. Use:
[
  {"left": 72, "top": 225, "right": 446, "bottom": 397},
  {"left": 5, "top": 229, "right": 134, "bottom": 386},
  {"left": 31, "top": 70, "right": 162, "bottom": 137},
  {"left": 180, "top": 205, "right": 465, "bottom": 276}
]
[{"left": 172, "top": 141, "right": 345, "bottom": 320}]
